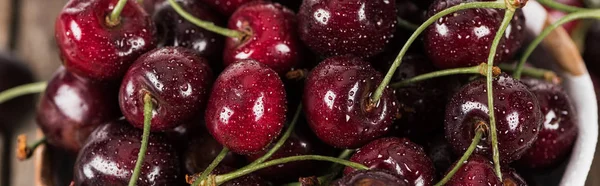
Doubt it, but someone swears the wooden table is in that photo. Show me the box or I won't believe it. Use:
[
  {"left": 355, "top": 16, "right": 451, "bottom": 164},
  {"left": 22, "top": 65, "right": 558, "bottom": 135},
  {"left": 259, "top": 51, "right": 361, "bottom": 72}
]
[{"left": 0, "top": 0, "right": 598, "bottom": 185}]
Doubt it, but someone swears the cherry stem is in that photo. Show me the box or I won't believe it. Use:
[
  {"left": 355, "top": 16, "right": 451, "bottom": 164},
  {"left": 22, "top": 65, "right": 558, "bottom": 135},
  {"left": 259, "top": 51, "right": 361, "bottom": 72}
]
[
  {"left": 280, "top": 149, "right": 355, "bottom": 186},
  {"left": 212, "top": 155, "right": 368, "bottom": 185},
  {"left": 167, "top": 0, "right": 244, "bottom": 39},
  {"left": 486, "top": 8, "right": 516, "bottom": 181},
  {"left": 499, "top": 64, "right": 561, "bottom": 84},
  {"left": 390, "top": 63, "right": 501, "bottom": 89},
  {"left": 128, "top": 93, "right": 153, "bottom": 186},
  {"left": 0, "top": 82, "right": 47, "bottom": 105},
  {"left": 370, "top": 0, "right": 506, "bottom": 105},
  {"left": 434, "top": 125, "right": 485, "bottom": 186},
  {"left": 108, "top": 0, "right": 128, "bottom": 26},
  {"left": 536, "top": 0, "right": 588, "bottom": 13},
  {"left": 514, "top": 9, "right": 600, "bottom": 79},
  {"left": 193, "top": 147, "right": 230, "bottom": 186},
  {"left": 16, "top": 135, "right": 46, "bottom": 161},
  {"left": 285, "top": 69, "right": 309, "bottom": 80},
  {"left": 396, "top": 17, "right": 418, "bottom": 31},
  {"left": 248, "top": 104, "right": 303, "bottom": 166}
]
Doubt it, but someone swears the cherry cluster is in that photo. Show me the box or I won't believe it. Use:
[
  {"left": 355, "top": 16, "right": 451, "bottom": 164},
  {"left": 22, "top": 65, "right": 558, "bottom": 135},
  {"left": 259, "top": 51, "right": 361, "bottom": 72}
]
[{"left": 0, "top": 0, "right": 597, "bottom": 185}]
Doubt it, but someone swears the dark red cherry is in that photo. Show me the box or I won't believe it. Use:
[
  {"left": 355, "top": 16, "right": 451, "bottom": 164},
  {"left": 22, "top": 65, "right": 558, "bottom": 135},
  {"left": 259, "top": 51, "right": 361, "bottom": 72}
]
[
  {"left": 119, "top": 47, "right": 213, "bottom": 131},
  {"left": 153, "top": 0, "right": 225, "bottom": 63},
  {"left": 297, "top": 0, "right": 397, "bottom": 58},
  {"left": 423, "top": 0, "right": 525, "bottom": 69},
  {"left": 73, "top": 119, "right": 182, "bottom": 185},
  {"left": 55, "top": 0, "right": 157, "bottom": 80},
  {"left": 344, "top": 137, "right": 436, "bottom": 186},
  {"left": 183, "top": 131, "right": 244, "bottom": 174},
  {"left": 584, "top": 21, "right": 600, "bottom": 75},
  {"left": 199, "top": 0, "right": 256, "bottom": 16},
  {"left": 205, "top": 60, "right": 287, "bottom": 154},
  {"left": 36, "top": 67, "right": 120, "bottom": 153},
  {"left": 223, "top": 1, "right": 303, "bottom": 75},
  {"left": 0, "top": 54, "right": 35, "bottom": 130},
  {"left": 444, "top": 155, "right": 501, "bottom": 186},
  {"left": 303, "top": 56, "right": 398, "bottom": 148},
  {"left": 445, "top": 73, "right": 543, "bottom": 163},
  {"left": 516, "top": 78, "right": 578, "bottom": 168},
  {"left": 334, "top": 169, "right": 409, "bottom": 186}
]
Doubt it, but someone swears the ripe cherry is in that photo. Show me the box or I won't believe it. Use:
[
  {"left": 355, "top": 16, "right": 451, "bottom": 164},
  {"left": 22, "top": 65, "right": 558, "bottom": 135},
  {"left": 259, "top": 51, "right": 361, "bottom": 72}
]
[
  {"left": 516, "top": 78, "right": 578, "bottom": 168},
  {"left": 444, "top": 155, "right": 500, "bottom": 186},
  {"left": 0, "top": 54, "right": 35, "bottom": 130},
  {"left": 303, "top": 56, "right": 398, "bottom": 148},
  {"left": 183, "top": 131, "right": 244, "bottom": 174},
  {"left": 344, "top": 137, "right": 436, "bottom": 186},
  {"left": 334, "top": 169, "right": 409, "bottom": 186},
  {"left": 445, "top": 73, "right": 543, "bottom": 163},
  {"left": 423, "top": 0, "right": 525, "bottom": 69},
  {"left": 205, "top": 60, "right": 287, "bottom": 154},
  {"left": 153, "top": 0, "right": 225, "bottom": 63},
  {"left": 223, "top": 1, "right": 303, "bottom": 75},
  {"left": 73, "top": 119, "right": 182, "bottom": 185},
  {"left": 55, "top": 0, "right": 156, "bottom": 80},
  {"left": 297, "top": 0, "right": 397, "bottom": 58},
  {"left": 36, "top": 67, "right": 120, "bottom": 153},
  {"left": 119, "top": 47, "right": 213, "bottom": 131},
  {"left": 199, "top": 0, "right": 256, "bottom": 16}
]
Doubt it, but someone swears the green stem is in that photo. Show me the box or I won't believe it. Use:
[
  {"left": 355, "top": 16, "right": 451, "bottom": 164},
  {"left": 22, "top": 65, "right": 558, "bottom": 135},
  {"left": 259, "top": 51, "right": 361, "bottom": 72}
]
[
  {"left": 537, "top": 0, "right": 588, "bottom": 13},
  {"left": 108, "top": 0, "right": 128, "bottom": 26},
  {"left": 0, "top": 82, "right": 47, "bottom": 104},
  {"left": 369, "top": 0, "right": 506, "bottom": 105},
  {"left": 397, "top": 17, "right": 418, "bottom": 31},
  {"left": 486, "top": 9, "right": 516, "bottom": 181},
  {"left": 128, "top": 94, "right": 153, "bottom": 186},
  {"left": 281, "top": 149, "right": 355, "bottom": 186},
  {"left": 193, "top": 148, "right": 230, "bottom": 186},
  {"left": 215, "top": 155, "right": 368, "bottom": 185},
  {"left": 390, "top": 64, "right": 496, "bottom": 89},
  {"left": 248, "top": 104, "right": 303, "bottom": 166},
  {"left": 168, "top": 0, "right": 244, "bottom": 39},
  {"left": 499, "top": 64, "right": 560, "bottom": 83},
  {"left": 434, "top": 128, "right": 484, "bottom": 186},
  {"left": 16, "top": 136, "right": 47, "bottom": 161},
  {"left": 514, "top": 9, "right": 600, "bottom": 79}
]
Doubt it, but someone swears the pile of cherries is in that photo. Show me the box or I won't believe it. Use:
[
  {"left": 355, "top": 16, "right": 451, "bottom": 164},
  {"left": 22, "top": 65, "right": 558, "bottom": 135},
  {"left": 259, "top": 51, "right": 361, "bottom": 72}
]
[{"left": 0, "top": 0, "right": 596, "bottom": 185}]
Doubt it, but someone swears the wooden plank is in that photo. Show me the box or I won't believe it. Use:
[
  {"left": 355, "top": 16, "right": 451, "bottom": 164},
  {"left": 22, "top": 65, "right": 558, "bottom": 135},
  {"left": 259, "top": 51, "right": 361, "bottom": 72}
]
[{"left": 0, "top": 0, "right": 11, "bottom": 50}]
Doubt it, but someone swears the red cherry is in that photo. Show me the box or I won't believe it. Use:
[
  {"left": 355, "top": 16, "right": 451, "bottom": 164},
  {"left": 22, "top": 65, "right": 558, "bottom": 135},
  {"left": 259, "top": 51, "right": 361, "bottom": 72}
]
[
  {"left": 55, "top": 0, "right": 157, "bottom": 80},
  {"left": 303, "top": 56, "right": 398, "bottom": 148},
  {"left": 334, "top": 169, "right": 409, "bottom": 186},
  {"left": 205, "top": 60, "right": 287, "bottom": 154},
  {"left": 444, "top": 155, "right": 501, "bottom": 186},
  {"left": 223, "top": 1, "right": 303, "bottom": 75}
]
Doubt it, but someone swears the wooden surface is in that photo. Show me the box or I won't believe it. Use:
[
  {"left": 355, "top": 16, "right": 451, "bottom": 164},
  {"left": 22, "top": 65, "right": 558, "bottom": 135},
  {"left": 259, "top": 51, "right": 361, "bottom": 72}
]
[{"left": 0, "top": 0, "right": 599, "bottom": 186}]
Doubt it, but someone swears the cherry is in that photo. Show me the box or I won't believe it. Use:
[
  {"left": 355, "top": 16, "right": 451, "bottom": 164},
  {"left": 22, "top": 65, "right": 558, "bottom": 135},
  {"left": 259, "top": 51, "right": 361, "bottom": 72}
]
[
  {"left": 333, "top": 169, "right": 409, "bottom": 186},
  {"left": 205, "top": 59, "right": 287, "bottom": 154},
  {"left": 516, "top": 78, "right": 578, "bottom": 169},
  {"left": 445, "top": 73, "right": 543, "bottom": 163},
  {"left": 73, "top": 119, "right": 182, "bottom": 185},
  {"left": 36, "top": 67, "right": 120, "bottom": 153},
  {"left": 223, "top": 1, "right": 303, "bottom": 75},
  {"left": 303, "top": 56, "right": 398, "bottom": 148},
  {"left": 183, "top": 131, "right": 244, "bottom": 174},
  {"left": 119, "top": 47, "right": 213, "bottom": 131},
  {"left": 297, "top": 0, "right": 397, "bottom": 58},
  {"left": 210, "top": 166, "right": 268, "bottom": 186},
  {"left": 444, "top": 155, "right": 500, "bottom": 186},
  {"left": 344, "top": 137, "right": 436, "bottom": 186},
  {"left": 55, "top": 0, "right": 157, "bottom": 80},
  {"left": 584, "top": 21, "right": 600, "bottom": 75},
  {"left": 198, "top": 0, "right": 256, "bottom": 16},
  {"left": 423, "top": 0, "right": 525, "bottom": 69},
  {"left": 153, "top": 0, "right": 225, "bottom": 63},
  {"left": 0, "top": 53, "right": 35, "bottom": 130}
]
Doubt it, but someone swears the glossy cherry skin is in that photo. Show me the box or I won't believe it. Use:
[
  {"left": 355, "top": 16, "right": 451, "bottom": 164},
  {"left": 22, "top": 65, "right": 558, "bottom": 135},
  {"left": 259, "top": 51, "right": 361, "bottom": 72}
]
[
  {"left": 334, "top": 169, "right": 409, "bottom": 186},
  {"left": 183, "top": 131, "right": 244, "bottom": 174},
  {"left": 73, "top": 119, "right": 182, "bottom": 185},
  {"left": 516, "top": 78, "right": 578, "bottom": 168},
  {"left": 37, "top": 67, "right": 120, "bottom": 153},
  {"left": 445, "top": 73, "right": 543, "bottom": 163},
  {"left": 0, "top": 54, "right": 35, "bottom": 131},
  {"left": 119, "top": 47, "right": 213, "bottom": 131},
  {"left": 205, "top": 60, "right": 287, "bottom": 154},
  {"left": 298, "top": 0, "right": 397, "bottom": 58},
  {"left": 584, "top": 22, "right": 600, "bottom": 75},
  {"left": 344, "top": 137, "right": 435, "bottom": 186},
  {"left": 423, "top": 0, "right": 525, "bottom": 69},
  {"left": 444, "top": 155, "right": 501, "bottom": 186},
  {"left": 153, "top": 0, "right": 225, "bottom": 63},
  {"left": 303, "top": 56, "right": 398, "bottom": 148},
  {"left": 55, "top": 0, "right": 156, "bottom": 80},
  {"left": 199, "top": 0, "right": 256, "bottom": 16},
  {"left": 223, "top": 1, "right": 303, "bottom": 75}
]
